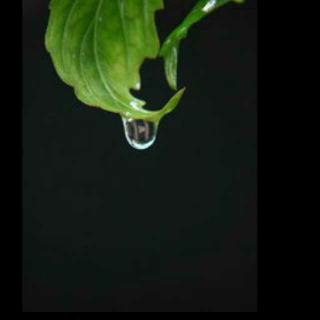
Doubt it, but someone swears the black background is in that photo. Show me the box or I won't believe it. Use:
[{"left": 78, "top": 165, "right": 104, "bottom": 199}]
[{"left": 23, "top": 0, "right": 257, "bottom": 312}]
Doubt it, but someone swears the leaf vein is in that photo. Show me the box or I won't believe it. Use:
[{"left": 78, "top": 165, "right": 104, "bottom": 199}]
[
  {"left": 116, "top": 0, "right": 130, "bottom": 82},
  {"left": 62, "top": 0, "right": 79, "bottom": 70},
  {"left": 94, "top": 0, "right": 127, "bottom": 110}
]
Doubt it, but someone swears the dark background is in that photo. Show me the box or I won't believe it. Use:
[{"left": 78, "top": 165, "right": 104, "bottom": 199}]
[{"left": 23, "top": 0, "right": 257, "bottom": 312}]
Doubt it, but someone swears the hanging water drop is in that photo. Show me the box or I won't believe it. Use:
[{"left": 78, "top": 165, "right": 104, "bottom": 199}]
[{"left": 121, "top": 116, "right": 158, "bottom": 150}]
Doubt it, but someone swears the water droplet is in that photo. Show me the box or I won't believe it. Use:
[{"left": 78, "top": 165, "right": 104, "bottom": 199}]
[
  {"left": 121, "top": 116, "right": 158, "bottom": 150},
  {"left": 202, "top": 0, "right": 217, "bottom": 13},
  {"left": 135, "top": 82, "right": 141, "bottom": 90},
  {"left": 130, "top": 101, "right": 140, "bottom": 110}
]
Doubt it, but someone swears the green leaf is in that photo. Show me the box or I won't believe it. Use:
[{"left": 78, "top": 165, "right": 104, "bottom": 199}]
[
  {"left": 45, "top": 0, "right": 184, "bottom": 123},
  {"left": 159, "top": 0, "right": 245, "bottom": 90}
]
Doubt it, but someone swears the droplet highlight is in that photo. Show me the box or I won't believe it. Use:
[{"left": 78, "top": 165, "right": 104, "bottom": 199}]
[
  {"left": 202, "top": 0, "right": 217, "bottom": 13},
  {"left": 121, "top": 116, "right": 158, "bottom": 150}
]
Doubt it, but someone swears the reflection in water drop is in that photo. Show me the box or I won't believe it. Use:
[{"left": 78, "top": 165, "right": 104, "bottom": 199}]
[{"left": 121, "top": 117, "right": 158, "bottom": 150}]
